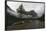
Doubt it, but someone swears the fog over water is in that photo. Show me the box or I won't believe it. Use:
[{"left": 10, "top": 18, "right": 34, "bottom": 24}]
[{"left": 7, "top": 1, "right": 44, "bottom": 18}]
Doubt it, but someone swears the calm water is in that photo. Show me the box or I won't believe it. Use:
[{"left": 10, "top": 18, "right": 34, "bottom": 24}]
[{"left": 7, "top": 20, "right": 44, "bottom": 30}]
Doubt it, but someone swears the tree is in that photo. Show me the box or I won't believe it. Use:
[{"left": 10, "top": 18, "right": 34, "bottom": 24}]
[
  {"left": 16, "top": 4, "right": 37, "bottom": 18},
  {"left": 29, "top": 10, "right": 37, "bottom": 17},
  {"left": 16, "top": 4, "right": 25, "bottom": 14},
  {"left": 39, "top": 14, "right": 45, "bottom": 21}
]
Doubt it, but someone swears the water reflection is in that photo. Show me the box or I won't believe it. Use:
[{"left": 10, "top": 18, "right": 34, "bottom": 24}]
[{"left": 7, "top": 19, "right": 44, "bottom": 30}]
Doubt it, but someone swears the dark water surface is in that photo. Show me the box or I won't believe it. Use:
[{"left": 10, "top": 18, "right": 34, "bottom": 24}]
[{"left": 7, "top": 19, "right": 45, "bottom": 30}]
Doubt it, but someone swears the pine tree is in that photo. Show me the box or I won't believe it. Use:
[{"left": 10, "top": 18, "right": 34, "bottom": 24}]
[
  {"left": 16, "top": 4, "right": 26, "bottom": 17},
  {"left": 16, "top": 4, "right": 25, "bottom": 14}
]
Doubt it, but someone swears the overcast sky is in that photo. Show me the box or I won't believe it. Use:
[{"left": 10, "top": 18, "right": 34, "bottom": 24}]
[{"left": 7, "top": 1, "right": 45, "bottom": 18}]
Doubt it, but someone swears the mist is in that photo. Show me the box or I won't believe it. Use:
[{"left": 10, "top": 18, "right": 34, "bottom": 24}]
[{"left": 7, "top": 1, "right": 45, "bottom": 18}]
